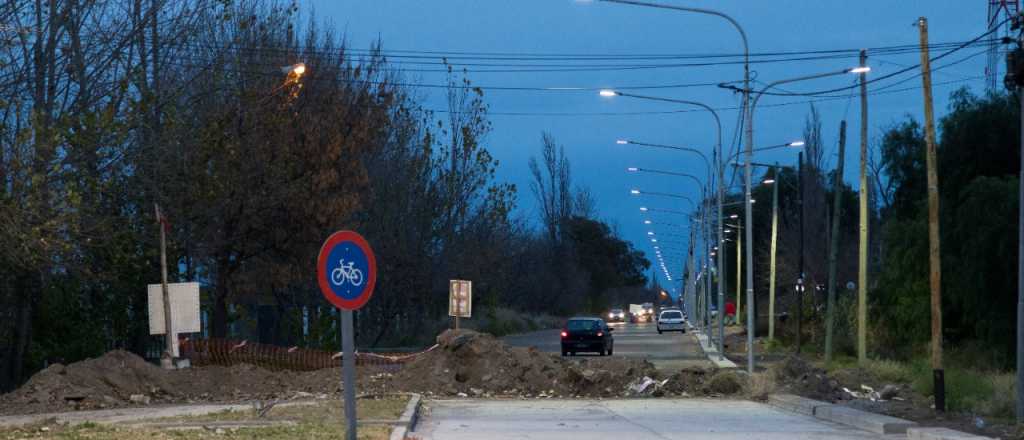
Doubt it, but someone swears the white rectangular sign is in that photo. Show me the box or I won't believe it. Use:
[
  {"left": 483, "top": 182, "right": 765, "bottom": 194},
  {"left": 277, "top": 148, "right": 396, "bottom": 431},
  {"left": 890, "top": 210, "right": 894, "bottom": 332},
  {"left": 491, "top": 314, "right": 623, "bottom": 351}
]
[
  {"left": 148, "top": 282, "right": 201, "bottom": 335},
  {"left": 448, "top": 280, "right": 472, "bottom": 318}
]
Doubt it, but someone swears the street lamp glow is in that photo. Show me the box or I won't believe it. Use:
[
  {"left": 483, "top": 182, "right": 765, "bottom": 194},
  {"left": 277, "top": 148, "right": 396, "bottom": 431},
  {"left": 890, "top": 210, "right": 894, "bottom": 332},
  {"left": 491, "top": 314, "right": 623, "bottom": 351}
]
[
  {"left": 788, "top": 140, "right": 806, "bottom": 147},
  {"left": 630, "top": 189, "right": 641, "bottom": 195},
  {"left": 647, "top": 231, "right": 655, "bottom": 236},
  {"left": 282, "top": 62, "right": 306, "bottom": 76},
  {"left": 599, "top": 89, "right": 618, "bottom": 97},
  {"left": 616, "top": 139, "right": 629, "bottom": 145},
  {"left": 848, "top": 66, "right": 871, "bottom": 74},
  {"left": 640, "top": 207, "right": 649, "bottom": 212},
  {"left": 729, "top": 214, "right": 739, "bottom": 219},
  {"left": 763, "top": 178, "right": 776, "bottom": 184},
  {"left": 644, "top": 220, "right": 652, "bottom": 224},
  {"left": 651, "top": 239, "right": 658, "bottom": 243},
  {"left": 627, "top": 167, "right": 639, "bottom": 172},
  {"left": 750, "top": 199, "right": 756, "bottom": 204}
]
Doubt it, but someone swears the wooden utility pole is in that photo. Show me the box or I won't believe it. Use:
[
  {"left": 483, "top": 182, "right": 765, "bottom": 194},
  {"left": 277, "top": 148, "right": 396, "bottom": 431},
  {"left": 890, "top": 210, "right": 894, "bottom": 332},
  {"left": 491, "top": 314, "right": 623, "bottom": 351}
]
[
  {"left": 768, "top": 166, "right": 779, "bottom": 341},
  {"left": 155, "top": 204, "right": 174, "bottom": 370},
  {"left": 918, "top": 17, "right": 946, "bottom": 412},
  {"left": 826, "top": 121, "right": 847, "bottom": 363},
  {"left": 857, "top": 49, "right": 870, "bottom": 366}
]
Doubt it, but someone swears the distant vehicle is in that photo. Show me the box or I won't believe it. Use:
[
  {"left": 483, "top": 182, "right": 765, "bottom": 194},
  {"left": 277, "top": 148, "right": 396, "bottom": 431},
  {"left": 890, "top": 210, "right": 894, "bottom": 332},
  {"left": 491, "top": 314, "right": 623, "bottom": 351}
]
[
  {"left": 560, "top": 317, "right": 614, "bottom": 356},
  {"left": 626, "top": 303, "right": 655, "bottom": 323},
  {"left": 607, "top": 308, "right": 625, "bottom": 322},
  {"left": 657, "top": 309, "right": 686, "bottom": 334}
]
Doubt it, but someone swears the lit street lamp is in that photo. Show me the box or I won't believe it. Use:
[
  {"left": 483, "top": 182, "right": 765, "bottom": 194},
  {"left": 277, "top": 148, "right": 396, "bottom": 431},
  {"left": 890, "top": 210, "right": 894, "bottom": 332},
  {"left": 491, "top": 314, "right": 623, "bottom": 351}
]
[{"left": 725, "top": 65, "right": 869, "bottom": 373}]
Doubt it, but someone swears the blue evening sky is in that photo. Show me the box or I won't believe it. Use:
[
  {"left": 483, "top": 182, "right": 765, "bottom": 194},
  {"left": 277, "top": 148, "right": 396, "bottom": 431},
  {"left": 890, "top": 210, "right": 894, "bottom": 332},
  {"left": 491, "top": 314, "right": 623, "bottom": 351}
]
[{"left": 304, "top": 1, "right": 995, "bottom": 292}]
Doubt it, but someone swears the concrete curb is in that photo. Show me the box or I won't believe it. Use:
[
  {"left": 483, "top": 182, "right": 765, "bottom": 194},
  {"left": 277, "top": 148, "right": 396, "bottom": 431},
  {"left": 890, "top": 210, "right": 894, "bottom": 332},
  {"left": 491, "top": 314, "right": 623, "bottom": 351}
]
[
  {"left": 907, "top": 427, "right": 996, "bottom": 440},
  {"left": 389, "top": 393, "right": 422, "bottom": 440},
  {"left": 814, "top": 403, "right": 917, "bottom": 434},
  {"left": 765, "top": 394, "right": 828, "bottom": 416},
  {"left": 766, "top": 394, "right": 918, "bottom": 435},
  {"left": 689, "top": 329, "right": 738, "bottom": 369}
]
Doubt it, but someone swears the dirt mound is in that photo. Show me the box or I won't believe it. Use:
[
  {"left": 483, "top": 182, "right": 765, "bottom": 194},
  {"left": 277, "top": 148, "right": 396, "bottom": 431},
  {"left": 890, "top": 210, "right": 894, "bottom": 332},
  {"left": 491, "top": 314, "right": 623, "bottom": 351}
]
[
  {"left": 773, "top": 355, "right": 843, "bottom": 402},
  {"left": 660, "top": 367, "right": 745, "bottom": 397},
  {"left": 393, "top": 329, "right": 659, "bottom": 398},
  {"left": 0, "top": 350, "right": 179, "bottom": 413},
  {"left": 0, "top": 350, "right": 396, "bottom": 415}
]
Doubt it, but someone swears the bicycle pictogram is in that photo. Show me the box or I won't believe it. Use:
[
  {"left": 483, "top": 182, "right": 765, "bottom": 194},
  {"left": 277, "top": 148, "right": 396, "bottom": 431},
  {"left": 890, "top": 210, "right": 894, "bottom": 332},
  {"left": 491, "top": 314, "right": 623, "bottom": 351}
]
[{"left": 330, "top": 259, "right": 364, "bottom": 287}]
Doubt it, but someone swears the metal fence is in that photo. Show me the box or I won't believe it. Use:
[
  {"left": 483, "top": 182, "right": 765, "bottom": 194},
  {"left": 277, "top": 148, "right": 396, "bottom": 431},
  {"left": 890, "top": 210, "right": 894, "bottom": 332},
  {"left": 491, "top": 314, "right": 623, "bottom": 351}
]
[{"left": 179, "top": 338, "right": 437, "bottom": 372}]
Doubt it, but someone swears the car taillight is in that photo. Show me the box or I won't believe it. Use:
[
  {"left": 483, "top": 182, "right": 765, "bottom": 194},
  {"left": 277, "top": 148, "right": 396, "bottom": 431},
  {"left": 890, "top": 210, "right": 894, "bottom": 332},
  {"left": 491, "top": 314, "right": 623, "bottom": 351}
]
[
  {"left": 560, "top": 331, "right": 568, "bottom": 338},
  {"left": 597, "top": 332, "right": 604, "bottom": 337}
]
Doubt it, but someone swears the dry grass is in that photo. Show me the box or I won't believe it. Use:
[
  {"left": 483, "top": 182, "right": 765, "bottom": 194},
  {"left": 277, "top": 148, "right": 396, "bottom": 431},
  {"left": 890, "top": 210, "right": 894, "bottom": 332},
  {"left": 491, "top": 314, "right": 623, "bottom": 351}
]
[
  {"left": 0, "top": 398, "right": 407, "bottom": 440},
  {"left": 744, "top": 370, "right": 778, "bottom": 400},
  {"left": 977, "top": 373, "right": 1016, "bottom": 419}
]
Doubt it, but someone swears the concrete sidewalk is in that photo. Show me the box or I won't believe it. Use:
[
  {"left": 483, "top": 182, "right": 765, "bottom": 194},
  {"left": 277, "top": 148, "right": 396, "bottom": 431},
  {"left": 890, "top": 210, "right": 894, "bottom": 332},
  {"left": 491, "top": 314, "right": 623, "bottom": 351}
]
[{"left": 411, "top": 398, "right": 891, "bottom": 439}]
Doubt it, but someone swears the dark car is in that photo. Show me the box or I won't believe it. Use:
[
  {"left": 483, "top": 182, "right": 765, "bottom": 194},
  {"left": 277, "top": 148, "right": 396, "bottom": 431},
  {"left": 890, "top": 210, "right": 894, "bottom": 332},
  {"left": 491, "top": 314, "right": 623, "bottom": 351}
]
[{"left": 560, "top": 317, "right": 614, "bottom": 356}]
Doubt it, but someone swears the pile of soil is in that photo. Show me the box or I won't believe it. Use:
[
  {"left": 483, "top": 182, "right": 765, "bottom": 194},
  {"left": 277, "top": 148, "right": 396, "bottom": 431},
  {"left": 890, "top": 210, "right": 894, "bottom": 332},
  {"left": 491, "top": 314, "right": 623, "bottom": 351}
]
[
  {"left": 772, "top": 355, "right": 844, "bottom": 402},
  {"left": 2, "top": 329, "right": 747, "bottom": 415},
  {"left": 662, "top": 367, "right": 743, "bottom": 397},
  {"left": 392, "top": 329, "right": 662, "bottom": 398},
  {"left": 0, "top": 350, "right": 396, "bottom": 415}
]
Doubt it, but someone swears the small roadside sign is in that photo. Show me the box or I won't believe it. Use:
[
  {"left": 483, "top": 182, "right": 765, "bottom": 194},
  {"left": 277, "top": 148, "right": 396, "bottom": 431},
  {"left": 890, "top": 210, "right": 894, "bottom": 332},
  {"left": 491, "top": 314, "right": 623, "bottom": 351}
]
[
  {"left": 147, "top": 282, "right": 200, "bottom": 358},
  {"left": 449, "top": 279, "right": 472, "bottom": 318},
  {"left": 316, "top": 230, "right": 377, "bottom": 440},
  {"left": 317, "top": 230, "right": 377, "bottom": 311}
]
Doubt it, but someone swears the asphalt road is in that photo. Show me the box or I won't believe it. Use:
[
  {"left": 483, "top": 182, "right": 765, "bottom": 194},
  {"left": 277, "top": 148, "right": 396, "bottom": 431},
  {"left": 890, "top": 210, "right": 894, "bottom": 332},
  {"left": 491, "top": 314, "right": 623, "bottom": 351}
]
[
  {"left": 411, "top": 398, "right": 889, "bottom": 440},
  {"left": 502, "top": 321, "right": 710, "bottom": 371}
]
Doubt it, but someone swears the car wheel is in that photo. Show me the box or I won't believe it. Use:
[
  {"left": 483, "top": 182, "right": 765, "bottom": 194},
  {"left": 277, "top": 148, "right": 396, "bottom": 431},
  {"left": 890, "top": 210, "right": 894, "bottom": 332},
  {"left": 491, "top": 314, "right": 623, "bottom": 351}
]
[
  {"left": 658, "top": 329, "right": 663, "bottom": 334},
  {"left": 608, "top": 346, "right": 613, "bottom": 356}
]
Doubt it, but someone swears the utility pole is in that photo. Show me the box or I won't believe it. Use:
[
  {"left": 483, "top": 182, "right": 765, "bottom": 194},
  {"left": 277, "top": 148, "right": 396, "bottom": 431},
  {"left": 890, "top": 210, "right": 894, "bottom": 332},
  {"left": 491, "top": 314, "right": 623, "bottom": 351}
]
[
  {"left": 826, "top": 120, "right": 848, "bottom": 363},
  {"left": 155, "top": 204, "right": 174, "bottom": 370},
  {"left": 768, "top": 166, "right": 779, "bottom": 341},
  {"left": 1009, "top": 14, "right": 1024, "bottom": 422},
  {"left": 797, "top": 152, "right": 804, "bottom": 354},
  {"left": 858, "top": 49, "right": 870, "bottom": 366},
  {"left": 918, "top": 17, "right": 945, "bottom": 413}
]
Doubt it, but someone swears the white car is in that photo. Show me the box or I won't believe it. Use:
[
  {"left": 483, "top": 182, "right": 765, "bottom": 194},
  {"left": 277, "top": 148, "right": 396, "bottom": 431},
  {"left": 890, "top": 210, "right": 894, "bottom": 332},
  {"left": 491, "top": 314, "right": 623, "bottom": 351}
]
[{"left": 657, "top": 309, "right": 686, "bottom": 334}]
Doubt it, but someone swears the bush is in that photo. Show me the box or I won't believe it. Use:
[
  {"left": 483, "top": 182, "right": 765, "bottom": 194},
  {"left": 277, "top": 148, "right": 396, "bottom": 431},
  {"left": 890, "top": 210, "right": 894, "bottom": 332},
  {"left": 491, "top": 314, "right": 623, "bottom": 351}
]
[{"left": 705, "top": 370, "right": 743, "bottom": 395}]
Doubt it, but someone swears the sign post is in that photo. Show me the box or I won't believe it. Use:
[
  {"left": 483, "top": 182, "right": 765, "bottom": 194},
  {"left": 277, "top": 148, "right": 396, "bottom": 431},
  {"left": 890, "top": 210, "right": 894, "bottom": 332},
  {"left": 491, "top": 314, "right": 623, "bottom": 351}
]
[
  {"left": 448, "top": 280, "right": 472, "bottom": 329},
  {"left": 317, "top": 231, "right": 376, "bottom": 440}
]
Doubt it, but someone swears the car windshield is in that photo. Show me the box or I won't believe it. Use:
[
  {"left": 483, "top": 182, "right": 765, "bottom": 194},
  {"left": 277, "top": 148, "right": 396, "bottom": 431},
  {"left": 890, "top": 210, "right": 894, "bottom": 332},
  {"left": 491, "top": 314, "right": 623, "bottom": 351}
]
[
  {"left": 660, "top": 311, "right": 683, "bottom": 320},
  {"left": 610, "top": 309, "right": 623, "bottom": 313},
  {"left": 567, "top": 319, "right": 600, "bottom": 331}
]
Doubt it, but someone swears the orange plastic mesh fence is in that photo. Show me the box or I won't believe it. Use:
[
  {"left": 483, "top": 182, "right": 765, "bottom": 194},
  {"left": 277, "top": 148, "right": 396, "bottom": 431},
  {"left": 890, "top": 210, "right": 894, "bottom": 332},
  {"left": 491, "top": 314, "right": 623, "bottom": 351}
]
[{"left": 179, "top": 338, "right": 437, "bottom": 372}]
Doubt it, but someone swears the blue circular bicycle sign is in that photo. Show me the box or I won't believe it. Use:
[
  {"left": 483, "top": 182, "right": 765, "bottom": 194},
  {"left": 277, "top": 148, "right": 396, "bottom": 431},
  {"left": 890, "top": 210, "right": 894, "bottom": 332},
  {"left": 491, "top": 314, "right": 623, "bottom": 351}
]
[{"left": 317, "top": 231, "right": 377, "bottom": 310}]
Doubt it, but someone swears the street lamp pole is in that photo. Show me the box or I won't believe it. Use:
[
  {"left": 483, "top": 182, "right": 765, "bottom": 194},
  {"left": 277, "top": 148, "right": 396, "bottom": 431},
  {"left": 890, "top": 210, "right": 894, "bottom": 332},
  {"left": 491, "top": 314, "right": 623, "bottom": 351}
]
[
  {"left": 611, "top": 92, "right": 726, "bottom": 358},
  {"left": 590, "top": 0, "right": 749, "bottom": 363},
  {"left": 738, "top": 66, "right": 868, "bottom": 372}
]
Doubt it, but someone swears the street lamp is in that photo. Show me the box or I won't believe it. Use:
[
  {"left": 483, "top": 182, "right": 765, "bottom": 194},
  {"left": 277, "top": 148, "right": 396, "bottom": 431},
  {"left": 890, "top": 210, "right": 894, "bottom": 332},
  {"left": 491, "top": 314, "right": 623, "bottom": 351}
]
[
  {"left": 581, "top": 0, "right": 749, "bottom": 365},
  {"left": 282, "top": 62, "right": 306, "bottom": 77},
  {"left": 727, "top": 66, "right": 869, "bottom": 373}
]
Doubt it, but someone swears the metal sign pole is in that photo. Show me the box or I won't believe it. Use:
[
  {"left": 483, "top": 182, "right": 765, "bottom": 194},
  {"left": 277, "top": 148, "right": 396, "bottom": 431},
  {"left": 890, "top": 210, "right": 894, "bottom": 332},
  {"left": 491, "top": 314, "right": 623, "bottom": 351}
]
[{"left": 341, "top": 310, "right": 357, "bottom": 440}]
